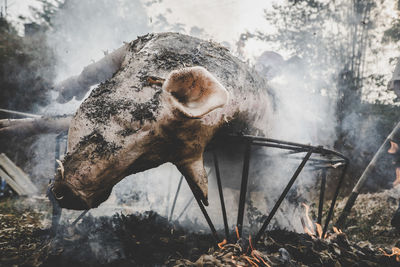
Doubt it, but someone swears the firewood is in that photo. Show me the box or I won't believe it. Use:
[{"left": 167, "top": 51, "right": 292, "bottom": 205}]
[
  {"left": 0, "top": 153, "right": 38, "bottom": 195},
  {"left": 0, "top": 168, "right": 25, "bottom": 195}
]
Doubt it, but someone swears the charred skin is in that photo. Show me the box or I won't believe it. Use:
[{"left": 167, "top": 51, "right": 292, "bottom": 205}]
[{"left": 51, "top": 33, "right": 272, "bottom": 210}]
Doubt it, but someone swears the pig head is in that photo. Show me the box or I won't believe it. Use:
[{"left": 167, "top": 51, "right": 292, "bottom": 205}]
[
  {"left": 49, "top": 33, "right": 271, "bottom": 210},
  {"left": 51, "top": 66, "right": 229, "bottom": 210}
]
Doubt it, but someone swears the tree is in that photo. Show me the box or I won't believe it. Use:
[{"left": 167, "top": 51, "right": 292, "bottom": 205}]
[
  {"left": 29, "top": 0, "right": 65, "bottom": 28},
  {"left": 238, "top": 0, "right": 375, "bottom": 101},
  {"left": 0, "top": 17, "right": 55, "bottom": 113}
]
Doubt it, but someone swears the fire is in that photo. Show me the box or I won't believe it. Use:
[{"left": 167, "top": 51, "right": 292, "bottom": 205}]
[
  {"left": 217, "top": 239, "right": 227, "bottom": 249},
  {"left": 388, "top": 140, "right": 399, "bottom": 154},
  {"left": 235, "top": 226, "right": 240, "bottom": 239},
  {"left": 387, "top": 140, "right": 400, "bottom": 187},
  {"left": 216, "top": 228, "right": 272, "bottom": 267},
  {"left": 301, "top": 203, "right": 322, "bottom": 238},
  {"left": 393, "top": 168, "right": 400, "bottom": 187},
  {"left": 315, "top": 222, "right": 323, "bottom": 239},
  {"left": 301, "top": 203, "right": 343, "bottom": 239},
  {"left": 379, "top": 247, "right": 400, "bottom": 262},
  {"left": 332, "top": 226, "right": 343, "bottom": 234}
]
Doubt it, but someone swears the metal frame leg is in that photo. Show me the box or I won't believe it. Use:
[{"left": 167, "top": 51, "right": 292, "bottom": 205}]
[
  {"left": 189, "top": 183, "right": 220, "bottom": 244},
  {"left": 236, "top": 140, "right": 252, "bottom": 237},
  {"left": 169, "top": 176, "right": 183, "bottom": 221},
  {"left": 47, "top": 186, "right": 62, "bottom": 235},
  {"left": 213, "top": 151, "right": 229, "bottom": 241},
  {"left": 322, "top": 162, "right": 349, "bottom": 236},
  {"left": 72, "top": 210, "right": 89, "bottom": 226},
  {"left": 317, "top": 169, "right": 327, "bottom": 225},
  {"left": 254, "top": 150, "right": 313, "bottom": 244},
  {"left": 176, "top": 196, "right": 194, "bottom": 221},
  {"left": 48, "top": 132, "right": 67, "bottom": 234}
]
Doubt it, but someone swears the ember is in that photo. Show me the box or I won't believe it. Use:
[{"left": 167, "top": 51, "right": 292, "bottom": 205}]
[
  {"left": 379, "top": 247, "right": 400, "bottom": 262},
  {"left": 170, "top": 229, "right": 400, "bottom": 266},
  {"left": 3, "top": 196, "right": 400, "bottom": 266},
  {"left": 388, "top": 140, "right": 399, "bottom": 154}
]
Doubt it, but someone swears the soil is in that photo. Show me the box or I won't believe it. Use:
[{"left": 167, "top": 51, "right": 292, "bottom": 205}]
[{"left": 2, "top": 191, "right": 400, "bottom": 267}]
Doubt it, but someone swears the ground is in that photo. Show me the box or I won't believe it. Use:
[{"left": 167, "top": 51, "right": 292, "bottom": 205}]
[{"left": 2, "top": 188, "right": 400, "bottom": 266}]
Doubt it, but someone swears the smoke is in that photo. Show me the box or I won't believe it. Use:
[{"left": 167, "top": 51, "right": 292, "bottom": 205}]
[
  {"left": 48, "top": 0, "right": 150, "bottom": 81},
  {"left": 25, "top": 0, "right": 386, "bottom": 237},
  {"left": 39, "top": 0, "right": 151, "bottom": 115},
  {"left": 30, "top": 0, "right": 219, "bottom": 230},
  {"left": 31, "top": 0, "right": 333, "bottom": 234}
]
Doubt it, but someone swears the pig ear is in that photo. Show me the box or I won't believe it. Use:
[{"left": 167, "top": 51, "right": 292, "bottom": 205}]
[
  {"left": 163, "top": 66, "right": 229, "bottom": 118},
  {"left": 177, "top": 158, "right": 209, "bottom": 206}
]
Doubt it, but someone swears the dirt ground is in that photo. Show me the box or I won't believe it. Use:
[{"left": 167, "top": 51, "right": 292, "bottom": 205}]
[{"left": 2, "top": 186, "right": 400, "bottom": 266}]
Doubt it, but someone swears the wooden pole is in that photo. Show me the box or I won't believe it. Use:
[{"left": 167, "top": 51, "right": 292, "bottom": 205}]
[
  {"left": 336, "top": 121, "right": 400, "bottom": 227},
  {"left": 0, "top": 108, "right": 41, "bottom": 118}
]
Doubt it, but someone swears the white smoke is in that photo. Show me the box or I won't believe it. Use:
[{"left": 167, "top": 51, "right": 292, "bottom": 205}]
[
  {"left": 32, "top": 0, "right": 218, "bottom": 229},
  {"left": 32, "top": 0, "right": 341, "bottom": 234}
]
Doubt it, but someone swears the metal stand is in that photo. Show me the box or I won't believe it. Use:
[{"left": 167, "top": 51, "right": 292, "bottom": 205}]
[
  {"left": 50, "top": 133, "right": 348, "bottom": 247},
  {"left": 213, "top": 151, "right": 229, "bottom": 241},
  {"left": 169, "top": 176, "right": 183, "bottom": 221},
  {"left": 169, "top": 134, "right": 348, "bottom": 245}
]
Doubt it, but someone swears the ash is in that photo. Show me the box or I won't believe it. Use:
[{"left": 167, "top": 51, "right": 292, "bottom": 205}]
[
  {"left": 2, "top": 198, "right": 400, "bottom": 267},
  {"left": 171, "top": 230, "right": 400, "bottom": 266},
  {"left": 42, "top": 212, "right": 214, "bottom": 266}
]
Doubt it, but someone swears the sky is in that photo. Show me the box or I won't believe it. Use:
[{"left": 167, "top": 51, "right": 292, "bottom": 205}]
[
  {"left": 3, "top": 0, "right": 399, "bottom": 102},
  {"left": 148, "top": 0, "right": 272, "bottom": 44},
  {"left": 2, "top": 0, "right": 41, "bottom": 24},
  {"left": 4, "top": 0, "right": 273, "bottom": 42}
]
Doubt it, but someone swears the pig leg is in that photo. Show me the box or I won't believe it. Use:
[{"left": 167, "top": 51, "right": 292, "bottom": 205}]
[
  {"left": 0, "top": 116, "right": 72, "bottom": 136},
  {"left": 177, "top": 158, "right": 209, "bottom": 206},
  {"left": 55, "top": 44, "right": 129, "bottom": 103}
]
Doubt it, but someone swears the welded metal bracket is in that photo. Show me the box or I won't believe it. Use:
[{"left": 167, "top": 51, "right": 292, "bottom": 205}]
[{"left": 170, "top": 134, "right": 349, "bottom": 246}]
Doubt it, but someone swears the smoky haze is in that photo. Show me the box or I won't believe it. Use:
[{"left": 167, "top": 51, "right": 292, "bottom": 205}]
[{"left": 31, "top": 0, "right": 344, "bottom": 235}]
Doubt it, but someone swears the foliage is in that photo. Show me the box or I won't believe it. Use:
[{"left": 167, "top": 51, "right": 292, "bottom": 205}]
[
  {"left": 0, "top": 17, "right": 55, "bottom": 112},
  {"left": 383, "top": 18, "right": 400, "bottom": 44},
  {"left": 238, "top": 0, "right": 376, "bottom": 101},
  {"left": 29, "top": 0, "right": 65, "bottom": 28}
]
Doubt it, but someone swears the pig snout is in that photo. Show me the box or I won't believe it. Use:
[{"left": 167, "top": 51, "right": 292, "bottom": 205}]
[
  {"left": 50, "top": 178, "right": 113, "bottom": 210},
  {"left": 50, "top": 182, "right": 89, "bottom": 210}
]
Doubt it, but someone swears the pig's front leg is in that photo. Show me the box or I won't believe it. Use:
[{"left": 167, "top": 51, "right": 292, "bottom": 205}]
[
  {"left": 55, "top": 44, "right": 129, "bottom": 103},
  {"left": 0, "top": 116, "right": 72, "bottom": 136}
]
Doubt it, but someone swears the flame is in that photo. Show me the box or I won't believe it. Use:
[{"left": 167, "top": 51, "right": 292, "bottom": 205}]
[
  {"left": 244, "top": 255, "right": 258, "bottom": 266},
  {"left": 388, "top": 141, "right": 400, "bottom": 188},
  {"left": 379, "top": 247, "right": 400, "bottom": 262},
  {"left": 393, "top": 168, "right": 400, "bottom": 187},
  {"left": 235, "top": 226, "right": 240, "bottom": 240},
  {"left": 246, "top": 235, "right": 272, "bottom": 266},
  {"left": 315, "top": 223, "right": 323, "bottom": 239},
  {"left": 333, "top": 226, "right": 343, "bottom": 234},
  {"left": 218, "top": 239, "right": 227, "bottom": 249},
  {"left": 249, "top": 235, "right": 254, "bottom": 251},
  {"left": 302, "top": 203, "right": 343, "bottom": 239},
  {"left": 216, "top": 230, "right": 272, "bottom": 266},
  {"left": 388, "top": 140, "right": 399, "bottom": 154},
  {"left": 251, "top": 250, "right": 271, "bottom": 267},
  {"left": 301, "top": 203, "right": 316, "bottom": 237},
  {"left": 302, "top": 203, "right": 314, "bottom": 230}
]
